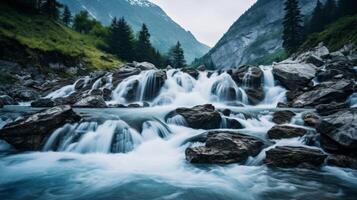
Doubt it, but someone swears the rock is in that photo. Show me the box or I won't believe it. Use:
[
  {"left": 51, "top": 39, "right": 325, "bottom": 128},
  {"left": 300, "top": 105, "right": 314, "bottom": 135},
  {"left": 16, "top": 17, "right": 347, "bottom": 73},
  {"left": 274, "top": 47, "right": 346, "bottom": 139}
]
[
  {"left": 272, "top": 110, "right": 296, "bottom": 124},
  {"left": 316, "top": 102, "right": 348, "bottom": 116},
  {"left": 0, "top": 100, "right": 3, "bottom": 108},
  {"left": 167, "top": 104, "right": 222, "bottom": 129},
  {"left": 12, "top": 88, "right": 40, "bottom": 101},
  {"left": 222, "top": 109, "right": 231, "bottom": 117},
  {"left": 303, "top": 112, "right": 320, "bottom": 127},
  {"left": 245, "top": 87, "right": 265, "bottom": 105},
  {"left": 112, "top": 66, "right": 141, "bottom": 87},
  {"left": 292, "top": 79, "right": 354, "bottom": 108},
  {"left": 267, "top": 125, "right": 307, "bottom": 139},
  {"left": 0, "top": 95, "right": 17, "bottom": 105},
  {"left": 89, "top": 89, "right": 103, "bottom": 96},
  {"left": 317, "top": 108, "right": 357, "bottom": 152},
  {"left": 0, "top": 105, "right": 81, "bottom": 150},
  {"left": 277, "top": 102, "right": 289, "bottom": 108},
  {"left": 197, "top": 65, "right": 206, "bottom": 71},
  {"left": 128, "top": 103, "right": 141, "bottom": 108},
  {"left": 316, "top": 61, "right": 356, "bottom": 82},
  {"left": 181, "top": 68, "right": 199, "bottom": 79},
  {"left": 73, "top": 95, "right": 107, "bottom": 108},
  {"left": 31, "top": 98, "right": 55, "bottom": 107},
  {"left": 185, "top": 131, "right": 265, "bottom": 164},
  {"left": 273, "top": 62, "right": 316, "bottom": 91},
  {"left": 102, "top": 88, "right": 112, "bottom": 101},
  {"left": 230, "top": 65, "right": 263, "bottom": 88},
  {"left": 224, "top": 118, "right": 243, "bottom": 129},
  {"left": 133, "top": 61, "right": 157, "bottom": 71},
  {"left": 265, "top": 146, "right": 327, "bottom": 168},
  {"left": 306, "top": 55, "right": 324, "bottom": 67},
  {"left": 327, "top": 154, "right": 357, "bottom": 169}
]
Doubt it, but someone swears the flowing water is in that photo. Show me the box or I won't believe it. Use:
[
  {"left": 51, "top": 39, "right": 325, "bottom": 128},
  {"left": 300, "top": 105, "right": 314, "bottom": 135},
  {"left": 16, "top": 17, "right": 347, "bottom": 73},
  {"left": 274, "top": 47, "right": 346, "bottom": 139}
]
[{"left": 0, "top": 67, "right": 356, "bottom": 200}]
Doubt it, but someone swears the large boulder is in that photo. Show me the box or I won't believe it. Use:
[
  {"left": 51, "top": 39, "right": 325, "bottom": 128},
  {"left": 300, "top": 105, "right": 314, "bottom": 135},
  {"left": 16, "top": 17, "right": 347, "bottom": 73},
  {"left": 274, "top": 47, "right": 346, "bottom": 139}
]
[
  {"left": 316, "top": 102, "right": 348, "bottom": 116},
  {"left": 185, "top": 131, "right": 265, "bottom": 164},
  {"left": 167, "top": 104, "right": 222, "bottom": 129},
  {"left": 267, "top": 125, "right": 307, "bottom": 139},
  {"left": 317, "top": 108, "right": 357, "bottom": 153},
  {"left": 141, "top": 70, "right": 167, "bottom": 101},
  {"left": 316, "top": 60, "right": 356, "bottom": 82},
  {"left": 292, "top": 79, "right": 354, "bottom": 108},
  {"left": 265, "top": 146, "right": 327, "bottom": 168},
  {"left": 112, "top": 65, "right": 141, "bottom": 87},
  {"left": 73, "top": 95, "right": 107, "bottom": 108},
  {"left": 0, "top": 95, "right": 18, "bottom": 105},
  {"left": 0, "top": 105, "right": 81, "bottom": 150},
  {"left": 302, "top": 112, "right": 320, "bottom": 127},
  {"left": 244, "top": 87, "right": 265, "bottom": 105},
  {"left": 31, "top": 98, "right": 56, "bottom": 107},
  {"left": 181, "top": 68, "right": 199, "bottom": 79},
  {"left": 272, "top": 62, "right": 316, "bottom": 91},
  {"left": 327, "top": 154, "right": 357, "bottom": 169},
  {"left": 133, "top": 61, "right": 157, "bottom": 71},
  {"left": 272, "top": 110, "right": 296, "bottom": 124}
]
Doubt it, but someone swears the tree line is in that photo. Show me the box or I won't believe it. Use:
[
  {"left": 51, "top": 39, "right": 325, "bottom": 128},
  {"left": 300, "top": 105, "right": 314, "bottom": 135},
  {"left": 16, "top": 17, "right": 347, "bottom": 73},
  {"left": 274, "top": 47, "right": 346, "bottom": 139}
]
[
  {"left": 3, "top": 0, "right": 187, "bottom": 69},
  {"left": 283, "top": 0, "right": 357, "bottom": 55}
]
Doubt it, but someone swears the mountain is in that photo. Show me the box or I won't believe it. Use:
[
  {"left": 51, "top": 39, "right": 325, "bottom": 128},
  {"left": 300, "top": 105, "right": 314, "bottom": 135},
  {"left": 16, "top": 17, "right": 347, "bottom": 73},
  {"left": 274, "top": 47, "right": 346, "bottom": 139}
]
[
  {"left": 58, "top": 0, "right": 210, "bottom": 63},
  {"left": 200, "top": 0, "right": 324, "bottom": 69}
]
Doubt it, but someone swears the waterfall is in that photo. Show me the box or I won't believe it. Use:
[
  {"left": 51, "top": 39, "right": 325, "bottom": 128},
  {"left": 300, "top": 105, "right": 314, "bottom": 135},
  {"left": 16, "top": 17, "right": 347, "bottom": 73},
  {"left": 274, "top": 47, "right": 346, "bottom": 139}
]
[
  {"left": 45, "top": 77, "right": 90, "bottom": 99},
  {"left": 141, "top": 119, "right": 171, "bottom": 140},
  {"left": 259, "top": 65, "right": 286, "bottom": 106}
]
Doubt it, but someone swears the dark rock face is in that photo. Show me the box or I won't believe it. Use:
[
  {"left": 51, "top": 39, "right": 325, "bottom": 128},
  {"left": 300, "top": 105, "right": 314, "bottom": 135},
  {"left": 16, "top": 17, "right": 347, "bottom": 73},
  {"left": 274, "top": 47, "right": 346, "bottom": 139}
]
[
  {"left": 0, "top": 105, "right": 81, "bottom": 150},
  {"left": 230, "top": 65, "right": 263, "bottom": 88},
  {"left": 327, "top": 154, "right": 357, "bottom": 169},
  {"left": 112, "top": 65, "right": 141, "bottom": 87},
  {"left": 303, "top": 112, "right": 320, "bottom": 127},
  {"left": 0, "top": 95, "right": 18, "bottom": 105},
  {"left": 316, "top": 102, "right": 348, "bottom": 116},
  {"left": 317, "top": 108, "right": 357, "bottom": 153},
  {"left": 273, "top": 62, "right": 316, "bottom": 91},
  {"left": 292, "top": 79, "right": 354, "bottom": 108},
  {"left": 267, "top": 125, "right": 307, "bottom": 139},
  {"left": 73, "top": 95, "right": 107, "bottom": 108},
  {"left": 141, "top": 70, "right": 167, "bottom": 101},
  {"left": 167, "top": 104, "right": 222, "bottom": 129},
  {"left": 12, "top": 88, "right": 40, "bottom": 101},
  {"left": 185, "top": 131, "right": 265, "bottom": 164},
  {"left": 316, "top": 61, "right": 356, "bottom": 82},
  {"left": 272, "top": 110, "right": 296, "bottom": 124},
  {"left": 265, "top": 146, "right": 327, "bottom": 168},
  {"left": 245, "top": 87, "right": 265, "bottom": 105},
  {"left": 31, "top": 98, "right": 55, "bottom": 107}
]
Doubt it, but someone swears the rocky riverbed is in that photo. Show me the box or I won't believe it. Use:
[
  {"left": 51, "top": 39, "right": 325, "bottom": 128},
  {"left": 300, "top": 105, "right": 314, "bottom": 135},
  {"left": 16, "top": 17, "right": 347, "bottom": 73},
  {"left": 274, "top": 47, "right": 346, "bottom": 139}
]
[{"left": 0, "top": 44, "right": 356, "bottom": 200}]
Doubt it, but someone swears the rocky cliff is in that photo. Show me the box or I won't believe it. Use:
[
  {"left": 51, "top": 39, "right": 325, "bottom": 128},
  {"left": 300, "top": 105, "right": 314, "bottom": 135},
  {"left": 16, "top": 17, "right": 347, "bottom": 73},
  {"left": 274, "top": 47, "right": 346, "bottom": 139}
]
[{"left": 200, "top": 0, "right": 323, "bottom": 69}]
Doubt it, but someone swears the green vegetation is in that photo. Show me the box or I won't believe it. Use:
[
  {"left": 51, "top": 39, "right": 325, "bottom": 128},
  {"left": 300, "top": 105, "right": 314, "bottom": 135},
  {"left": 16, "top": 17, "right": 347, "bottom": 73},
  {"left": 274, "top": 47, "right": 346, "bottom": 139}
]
[
  {"left": 250, "top": 49, "right": 288, "bottom": 66},
  {"left": 300, "top": 15, "right": 357, "bottom": 51},
  {"left": 0, "top": 5, "right": 121, "bottom": 71}
]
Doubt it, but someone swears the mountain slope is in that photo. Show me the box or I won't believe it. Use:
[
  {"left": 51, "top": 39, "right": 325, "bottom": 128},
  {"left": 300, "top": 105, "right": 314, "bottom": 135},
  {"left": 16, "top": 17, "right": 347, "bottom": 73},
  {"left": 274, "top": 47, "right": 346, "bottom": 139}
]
[
  {"left": 0, "top": 5, "right": 120, "bottom": 72},
  {"left": 200, "top": 0, "right": 323, "bottom": 69},
  {"left": 59, "top": 0, "right": 210, "bottom": 63}
]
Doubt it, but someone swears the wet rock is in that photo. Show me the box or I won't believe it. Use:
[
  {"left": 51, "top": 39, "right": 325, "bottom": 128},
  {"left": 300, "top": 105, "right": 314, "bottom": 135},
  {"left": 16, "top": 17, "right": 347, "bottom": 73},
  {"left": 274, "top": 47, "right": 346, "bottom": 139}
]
[
  {"left": 272, "top": 110, "right": 296, "bottom": 124},
  {"left": 316, "top": 61, "right": 356, "bottom": 82},
  {"left": 185, "top": 131, "right": 265, "bottom": 164},
  {"left": 317, "top": 108, "right": 357, "bottom": 153},
  {"left": 277, "top": 102, "right": 289, "bottom": 108},
  {"left": 0, "top": 105, "right": 81, "bottom": 150},
  {"left": 181, "top": 68, "right": 199, "bottom": 79},
  {"left": 73, "top": 95, "right": 107, "bottom": 108},
  {"left": 265, "top": 146, "right": 327, "bottom": 168},
  {"left": 0, "top": 100, "right": 3, "bottom": 108},
  {"left": 316, "top": 102, "right": 348, "bottom": 116},
  {"left": 222, "top": 109, "right": 231, "bottom": 117},
  {"left": 292, "top": 79, "right": 354, "bottom": 108},
  {"left": 0, "top": 95, "right": 18, "bottom": 105},
  {"left": 197, "top": 65, "right": 206, "bottom": 71},
  {"left": 127, "top": 103, "right": 141, "bottom": 108},
  {"left": 12, "top": 88, "right": 40, "bottom": 101},
  {"left": 327, "top": 154, "right": 357, "bottom": 169},
  {"left": 31, "top": 98, "right": 55, "bottom": 107},
  {"left": 230, "top": 65, "right": 263, "bottom": 88},
  {"left": 272, "top": 62, "right": 316, "bottom": 91},
  {"left": 133, "top": 61, "right": 157, "bottom": 71},
  {"left": 167, "top": 104, "right": 222, "bottom": 129},
  {"left": 103, "top": 88, "right": 112, "bottom": 101},
  {"left": 267, "top": 125, "right": 307, "bottom": 139},
  {"left": 112, "top": 66, "right": 141, "bottom": 87},
  {"left": 245, "top": 87, "right": 265, "bottom": 105},
  {"left": 303, "top": 112, "right": 320, "bottom": 127},
  {"left": 306, "top": 55, "right": 324, "bottom": 67},
  {"left": 224, "top": 118, "right": 243, "bottom": 129}
]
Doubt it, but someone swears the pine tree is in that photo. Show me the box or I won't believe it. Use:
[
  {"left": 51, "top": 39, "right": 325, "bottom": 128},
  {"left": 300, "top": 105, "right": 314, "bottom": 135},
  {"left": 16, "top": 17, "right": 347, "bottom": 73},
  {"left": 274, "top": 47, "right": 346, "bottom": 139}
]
[
  {"left": 73, "top": 11, "right": 94, "bottom": 34},
  {"left": 40, "top": 0, "right": 62, "bottom": 20},
  {"left": 169, "top": 41, "right": 186, "bottom": 69},
  {"left": 108, "top": 17, "right": 135, "bottom": 61},
  {"left": 62, "top": 5, "right": 72, "bottom": 26},
  {"left": 308, "top": 0, "right": 324, "bottom": 34},
  {"left": 135, "top": 24, "right": 153, "bottom": 62},
  {"left": 282, "top": 0, "right": 304, "bottom": 55}
]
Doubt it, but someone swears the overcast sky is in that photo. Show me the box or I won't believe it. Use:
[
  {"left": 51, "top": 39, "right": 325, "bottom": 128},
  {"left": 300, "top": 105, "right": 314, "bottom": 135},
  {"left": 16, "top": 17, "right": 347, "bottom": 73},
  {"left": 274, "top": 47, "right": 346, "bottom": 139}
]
[{"left": 150, "top": 0, "right": 257, "bottom": 47}]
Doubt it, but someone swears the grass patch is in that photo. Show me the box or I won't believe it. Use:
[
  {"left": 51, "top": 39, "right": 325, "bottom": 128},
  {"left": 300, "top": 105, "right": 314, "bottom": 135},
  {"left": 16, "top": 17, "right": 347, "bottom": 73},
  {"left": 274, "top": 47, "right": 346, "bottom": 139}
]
[
  {"left": 300, "top": 15, "right": 357, "bottom": 52},
  {"left": 0, "top": 5, "right": 121, "bottom": 71}
]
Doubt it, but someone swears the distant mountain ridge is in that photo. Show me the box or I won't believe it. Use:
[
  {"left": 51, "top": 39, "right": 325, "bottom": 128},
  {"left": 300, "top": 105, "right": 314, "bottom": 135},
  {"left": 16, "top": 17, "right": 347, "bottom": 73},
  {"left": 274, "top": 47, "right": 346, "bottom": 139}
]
[
  {"left": 59, "top": 0, "right": 210, "bottom": 63},
  {"left": 200, "top": 0, "right": 325, "bottom": 69}
]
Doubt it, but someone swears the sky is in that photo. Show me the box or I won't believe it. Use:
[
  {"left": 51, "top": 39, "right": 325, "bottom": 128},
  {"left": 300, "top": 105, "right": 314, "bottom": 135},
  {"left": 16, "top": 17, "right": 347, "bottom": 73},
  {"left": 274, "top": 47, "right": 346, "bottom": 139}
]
[{"left": 150, "top": 0, "right": 257, "bottom": 47}]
